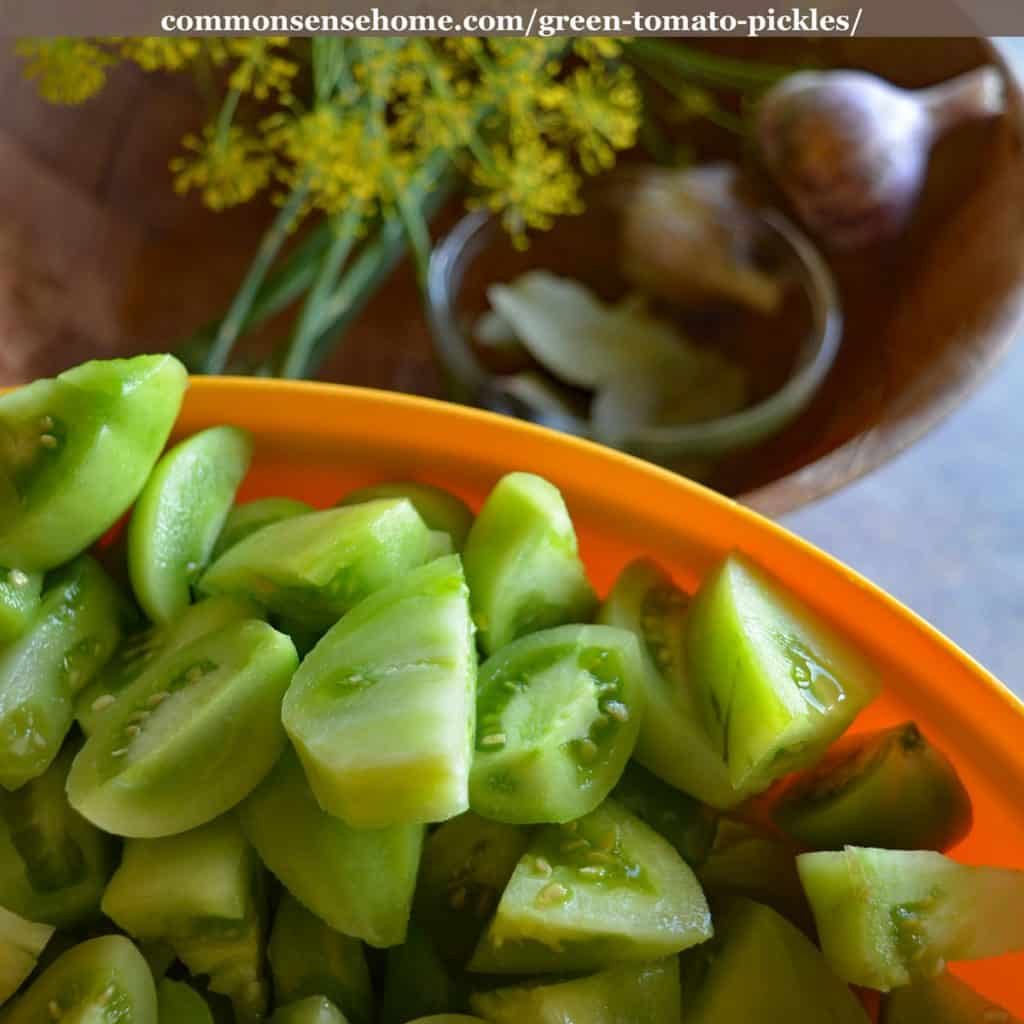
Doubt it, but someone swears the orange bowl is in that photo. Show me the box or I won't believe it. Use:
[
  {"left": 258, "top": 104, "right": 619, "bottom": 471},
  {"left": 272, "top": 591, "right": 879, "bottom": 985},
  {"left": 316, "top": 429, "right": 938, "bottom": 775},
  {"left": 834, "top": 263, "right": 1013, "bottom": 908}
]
[{"left": 179, "top": 375, "right": 1024, "bottom": 1011}]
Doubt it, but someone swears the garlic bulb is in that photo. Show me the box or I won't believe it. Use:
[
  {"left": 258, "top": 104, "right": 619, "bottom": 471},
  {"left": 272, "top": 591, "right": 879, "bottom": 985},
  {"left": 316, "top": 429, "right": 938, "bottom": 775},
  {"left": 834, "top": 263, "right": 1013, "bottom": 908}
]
[
  {"left": 617, "top": 163, "right": 784, "bottom": 315},
  {"left": 757, "top": 66, "right": 1005, "bottom": 250}
]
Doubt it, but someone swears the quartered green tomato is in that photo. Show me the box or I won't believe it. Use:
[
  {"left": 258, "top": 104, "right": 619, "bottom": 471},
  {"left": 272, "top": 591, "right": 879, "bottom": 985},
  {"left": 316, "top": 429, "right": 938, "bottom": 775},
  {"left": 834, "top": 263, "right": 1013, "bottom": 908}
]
[
  {"left": 773, "top": 722, "right": 973, "bottom": 852},
  {"left": 269, "top": 894, "right": 373, "bottom": 1024},
  {"left": 157, "top": 979, "right": 214, "bottom": 1024},
  {"left": 3, "top": 934, "right": 158, "bottom": 1024},
  {"left": 128, "top": 425, "right": 253, "bottom": 624},
  {"left": 380, "top": 924, "right": 463, "bottom": 1024},
  {"left": 463, "top": 472, "right": 597, "bottom": 656},
  {"left": 272, "top": 998, "right": 349, "bottom": 1024},
  {"left": 239, "top": 748, "right": 423, "bottom": 949},
  {"left": 67, "top": 619, "right": 297, "bottom": 837},
  {"left": 212, "top": 497, "right": 313, "bottom": 559},
  {"left": 686, "top": 553, "right": 881, "bottom": 795},
  {"left": 0, "top": 905, "right": 53, "bottom": 1007},
  {"left": 102, "top": 814, "right": 268, "bottom": 1021},
  {"left": 0, "top": 556, "right": 122, "bottom": 790},
  {"left": 598, "top": 558, "right": 739, "bottom": 809},
  {"left": 798, "top": 846, "right": 1024, "bottom": 991},
  {"left": 198, "top": 499, "right": 432, "bottom": 631},
  {"left": 0, "top": 568, "right": 42, "bottom": 646},
  {"left": 283, "top": 555, "right": 476, "bottom": 828},
  {"left": 0, "top": 354, "right": 188, "bottom": 571},
  {"left": 679, "top": 899, "right": 867, "bottom": 1024},
  {"left": 469, "top": 798, "right": 711, "bottom": 974},
  {"left": 468, "top": 624, "right": 645, "bottom": 825}
]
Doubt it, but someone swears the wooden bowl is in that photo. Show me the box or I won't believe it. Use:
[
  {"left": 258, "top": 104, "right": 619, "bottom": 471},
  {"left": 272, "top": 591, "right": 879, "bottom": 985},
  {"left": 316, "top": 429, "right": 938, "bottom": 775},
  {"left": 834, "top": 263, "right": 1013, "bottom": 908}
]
[{"left": 0, "top": 38, "right": 1021, "bottom": 515}]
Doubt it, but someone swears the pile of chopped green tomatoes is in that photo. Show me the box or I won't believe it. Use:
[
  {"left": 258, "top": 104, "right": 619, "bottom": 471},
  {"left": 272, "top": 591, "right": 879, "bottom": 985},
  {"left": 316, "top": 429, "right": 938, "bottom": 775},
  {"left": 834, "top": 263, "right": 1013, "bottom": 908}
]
[{"left": 0, "top": 354, "right": 1019, "bottom": 1024}]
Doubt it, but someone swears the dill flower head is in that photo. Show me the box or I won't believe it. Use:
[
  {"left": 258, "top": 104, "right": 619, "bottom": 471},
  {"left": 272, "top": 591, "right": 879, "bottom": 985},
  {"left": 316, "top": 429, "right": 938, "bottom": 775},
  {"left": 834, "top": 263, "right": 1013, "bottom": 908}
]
[
  {"left": 16, "top": 38, "right": 115, "bottom": 105},
  {"left": 227, "top": 37, "right": 298, "bottom": 102},
  {"left": 119, "top": 37, "right": 201, "bottom": 72},
  {"left": 170, "top": 123, "right": 274, "bottom": 211}
]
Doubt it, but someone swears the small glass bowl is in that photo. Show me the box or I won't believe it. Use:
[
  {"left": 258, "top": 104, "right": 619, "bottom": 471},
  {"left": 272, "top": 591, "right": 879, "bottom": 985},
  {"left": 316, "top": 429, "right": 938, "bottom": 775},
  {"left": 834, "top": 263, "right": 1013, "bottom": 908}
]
[{"left": 426, "top": 191, "right": 842, "bottom": 467}]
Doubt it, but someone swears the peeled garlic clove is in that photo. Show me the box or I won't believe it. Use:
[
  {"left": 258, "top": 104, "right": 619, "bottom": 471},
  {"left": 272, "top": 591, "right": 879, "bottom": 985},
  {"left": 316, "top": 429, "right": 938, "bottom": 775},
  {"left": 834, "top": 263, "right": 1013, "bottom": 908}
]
[
  {"left": 757, "top": 66, "right": 1004, "bottom": 250},
  {"left": 481, "top": 372, "right": 588, "bottom": 435},
  {"left": 618, "top": 164, "right": 784, "bottom": 315},
  {"left": 474, "top": 308, "right": 520, "bottom": 349}
]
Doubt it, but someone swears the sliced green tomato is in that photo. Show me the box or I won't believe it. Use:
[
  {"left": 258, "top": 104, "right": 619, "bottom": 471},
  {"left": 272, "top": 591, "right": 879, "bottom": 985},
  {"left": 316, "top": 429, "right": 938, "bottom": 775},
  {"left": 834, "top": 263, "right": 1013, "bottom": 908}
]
[
  {"left": 0, "top": 740, "right": 117, "bottom": 928},
  {"left": 0, "top": 354, "right": 188, "bottom": 571},
  {"left": 0, "top": 905, "right": 54, "bottom": 1006},
  {"left": 380, "top": 924, "right": 462, "bottom": 1024},
  {"left": 269, "top": 894, "right": 373, "bottom": 1024},
  {"left": 198, "top": 499, "right": 432, "bottom": 631},
  {"left": 798, "top": 846, "right": 1024, "bottom": 990},
  {"left": 468, "top": 624, "right": 645, "bottom": 825},
  {"left": 696, "top": 819, "right": 813, "bottom": 934},
  {"left": 74, "top": 594, "right": 261, "bottom": 737},
  {"left": 0, "top": 569, "right": 42, "bottom": 646},
  {"left": 598, "top": 559, "right": 740, "bottom": 809},
  {"left": 272, "top": 997, "right": 349, "bottom": 1024},
  {"left": 469, "top": 798, "right": 711, "bottom": 974},
  {"left": 239, "top": 748, "right": 423, "bottom": 948},
  {"left": 67, "top": 619, "right": 297, "bottom": 837},
  {"left": 773, "top": 722, "right": 973, "bottom": 852},
  {"left": 101, "top": 815, "right": 268, "bottom": 1021},
  {"left": 463, "top": 472, "right": 597, "bottom": 655},
  {"left": 0, "top": 556, "right": 122, "bottom": 790},
  {"left": 283, "top": 555, "right": 476, "bottom": 828},
  {"left": 470, "top": 958, "right": 681, "bottom": 1024},
  {"left": 414, "top": 812, "right": 531, "bottom": 968},
  {"left": 679, "top": 899, "right": 867, "bottom": 1024},
  {"left": 611, "top": 761, "right": 717, "bottom": 868},
  {"left": 403, "top": 1018, "right": 486, "bottom": 1024},
  {"left": 212, "top": 497, "right": 313, "bottom": 559},
  {"left": 128, "top": 425, "right": 253, "bottom": 624},
  {"left": 3, "top": 934, "right": 157, "bottom": 1024},
  {"left": 881, "top": 970, "right": 1022, "bottom": 1023},
  {"left": 157, "top": 979, "right": 214, "bottom": 1024},
  {"left": 338, "top": 481, "right": 474, "bottom": 551},
  {"left": 686, "top": 553, "right": 881, "bottom": 793}
]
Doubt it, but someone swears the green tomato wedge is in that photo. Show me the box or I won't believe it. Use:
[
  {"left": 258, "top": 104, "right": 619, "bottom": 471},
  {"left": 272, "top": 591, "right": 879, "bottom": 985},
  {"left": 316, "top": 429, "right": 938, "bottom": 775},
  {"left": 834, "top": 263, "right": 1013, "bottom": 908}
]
[
  {"left": 413, "top": 812, "right": 531, "bottom": 968},
  {"left": 101, "top": 815, "right": 268, "bottom": 1020},
  {"left": 679, "top": 898, "right": 867, "bottom": 1024},
  {"left": 598, "top": 559, "right": 739, "bottom": 809},
  {"left": 128, "top": 425, "right": 253, "bottom": 624},
  {"left": 611, "top": 761, "right": 717, "bottom": 868},
  {"left": 470, "top": 958, "right": 681, "bottom": 1024},
  {"left": 269, "top": 894, "right": 373, "bottom": 1024},
  {"left": 463, "top": 472, "right": 597, "bottom": 655},
  {"left": 773, "top": 722, "right": 973, "bottom": 852},
  {"left": 75, "top": 594, "right": 261, "bottom": 737},
  {"left": 239, "top": 748, "right": 423, "bottom": 948},
  {"left": 468, "top": 624, "right": 645, "bottom": 825},
  {"left": 0, "top": 354, "right": 187, "bottom": 571},
  {"left": 0, "top": 556, "right": 122, "bottom": 790},
  {"left": 67, "top": 619, "right": 297, "bottom": 837},
  {"left": 882, "top": 970, "right": 1022, "bottom": 1024},
  {"left": 798, "top": 846, "right": 1024, "bottom": 990},
  {"left": 272, "top": 997, "right": 349, "bottom": 1024},
  {"left": 157, "top": 979, "right": 214, "bottom": 1024},
  {"left": 198, "top": 499, "right": 432, "bottom": 631},
  {"left": 212, "top": 497, "right": 313, "bottom": 559},
  {"left": 0, "top": 905, "right": 54, "bottom": 1007},
  {"left": 469, "top": 798, "right": 711, "bottom": 973},
  {"left": 2, "top": 934, "right": 157, "bottom": 1024},
  {"left": 283, "top": 554, "right": 476, "bottom": 828},
  {"left": 0, "top": 740, "right": 117, "bottom": 928},
  {"left": 404, "top": 1019, "right": 486, "bottom": 1024},
  {"left": 686, "top": 553, "right": 881, "bottom": 794},
  {"left": 380, "top": 924, "right": 463, "bottom": 1024},
  {"left": 338, "top": 481, "right": 474, "bottom": 551},
  {"left": 0, "top": 568, "right": 42, "bottom": 646}
]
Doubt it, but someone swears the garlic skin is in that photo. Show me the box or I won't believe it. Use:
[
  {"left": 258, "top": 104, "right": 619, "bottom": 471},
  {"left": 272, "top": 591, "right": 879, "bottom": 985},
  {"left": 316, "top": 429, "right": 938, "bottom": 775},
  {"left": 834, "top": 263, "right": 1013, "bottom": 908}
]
[{"left": 757, "top": 67, "right": 1005, "bottom": 250}]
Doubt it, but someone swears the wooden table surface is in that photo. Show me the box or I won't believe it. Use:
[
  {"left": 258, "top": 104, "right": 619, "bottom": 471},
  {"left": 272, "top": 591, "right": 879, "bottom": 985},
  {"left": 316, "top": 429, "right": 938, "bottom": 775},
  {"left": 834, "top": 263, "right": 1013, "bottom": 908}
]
[{"left": 782, "top": 38, "right": 1024, "bottom": 696}]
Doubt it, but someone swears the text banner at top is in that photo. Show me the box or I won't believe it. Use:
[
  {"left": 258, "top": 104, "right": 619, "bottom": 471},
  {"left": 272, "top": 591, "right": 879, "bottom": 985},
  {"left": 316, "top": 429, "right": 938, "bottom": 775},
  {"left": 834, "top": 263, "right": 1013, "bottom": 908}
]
[{"left": 1, "top": 0, "right": 1022, "bottom": 38}]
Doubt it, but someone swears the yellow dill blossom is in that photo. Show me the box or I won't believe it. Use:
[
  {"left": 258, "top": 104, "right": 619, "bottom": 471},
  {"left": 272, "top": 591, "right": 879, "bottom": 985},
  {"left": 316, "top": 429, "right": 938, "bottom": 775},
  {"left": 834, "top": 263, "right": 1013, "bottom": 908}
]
[
  {"left": 16, "top": 38, "right": 115, "bottom": 105},
  {"left": 227, "top": 37, "right": 298, "bottom": 101},
  {"left": 470, "top": 132, "right": 583, "bottom": 246},
  {"left": 170, "top": 123, "right": 274, "bottom": 210},
  {"left": 119, "top": 37, "right": 201, "bottom": 72}
]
